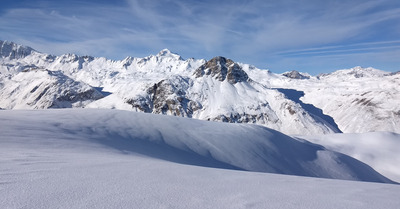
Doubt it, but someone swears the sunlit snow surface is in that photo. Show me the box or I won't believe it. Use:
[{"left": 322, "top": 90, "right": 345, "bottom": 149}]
[{"left": 1, "top": 109, "right": 399, "bottom": 208}]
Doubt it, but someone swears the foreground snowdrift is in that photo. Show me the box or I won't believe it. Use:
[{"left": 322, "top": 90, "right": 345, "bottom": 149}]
[
  {"left": 1, "top": 109, "right": 399, "bottom": 208},
  {"left": 0, "top": 109, "right": 393, "bottom": 183}
]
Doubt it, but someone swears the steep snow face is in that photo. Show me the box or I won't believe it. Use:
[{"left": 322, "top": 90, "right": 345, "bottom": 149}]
[
  {"left": 247, "top": 66, "right": 400, "bottom": 134},
  {"left": 0, "top": 109, "right": 394, "bottom": 183},
  {"left": 0, "top": 69, "right": 103, "bottom": 109}
]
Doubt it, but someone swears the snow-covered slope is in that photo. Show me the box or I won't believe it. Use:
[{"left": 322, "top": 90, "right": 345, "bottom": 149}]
[
  {"left": 1, "top": 109, "right": 399, "bottom": 208},
  {"left": 0, "top": 109, "right": 393, "bottom": 183}
]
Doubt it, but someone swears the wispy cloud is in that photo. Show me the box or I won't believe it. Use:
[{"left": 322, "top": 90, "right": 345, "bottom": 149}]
[{"left": 0, "top": 0, "right": 399, "bottom": 74}]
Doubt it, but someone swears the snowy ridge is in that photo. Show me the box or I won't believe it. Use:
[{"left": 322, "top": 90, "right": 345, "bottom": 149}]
[{"left": 0, "top": 109, "right": 394, "bottom": 183}]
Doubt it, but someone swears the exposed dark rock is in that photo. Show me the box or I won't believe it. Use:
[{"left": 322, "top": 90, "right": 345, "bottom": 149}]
[
  {"left": 51, "top": 88, "right": 104, "bottom": 108},
  {"left": 352, "top": 98, "right": 376, "bottom": 107},
  {"left": 126, "top": 77, "right": 202, "bottom": 117},
  {"left": 210, "top": 112, "right": 279, "bottom": 124},
  {"left": 387, "top": 71, "right": 400, "bottom": 76},
  {"left": 194, "top": 56, "right": 249, "bottom": 84}
]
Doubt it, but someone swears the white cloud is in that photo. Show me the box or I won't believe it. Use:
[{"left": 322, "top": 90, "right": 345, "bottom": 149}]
[{"left": 0, "top": 0, "right": 399, "bottom": 73}]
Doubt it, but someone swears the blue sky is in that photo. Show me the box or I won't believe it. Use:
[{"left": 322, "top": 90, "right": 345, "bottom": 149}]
[{"left": 1, "top": 0, "right": 399, "bottom": 74}]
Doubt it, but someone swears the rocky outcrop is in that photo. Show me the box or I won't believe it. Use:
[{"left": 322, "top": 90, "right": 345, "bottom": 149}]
[
  {"left": 194, "top": 56, "right": 249, "bottom": 84},
  {"left": 126, "top": 76, "right": 202, "bottom": 117},
  {"left": 282, "top": 70, "right": 310, "bottom": 79},
  {"left": 0, "top": 40, "right": 34, "bottom": 59},
  {"left": 209, "top": 112, "right": 279, "bottom": 124}
]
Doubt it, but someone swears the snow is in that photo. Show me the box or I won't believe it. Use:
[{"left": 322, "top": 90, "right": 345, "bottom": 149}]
[
  {"left": 1, "top": 109, "right": 392, "bottom": 182},
  {"left": 1, "top": 109, "right": 399, "bottom": 208}
]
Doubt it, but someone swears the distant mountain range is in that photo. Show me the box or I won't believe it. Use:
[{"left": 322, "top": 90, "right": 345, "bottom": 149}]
[{"left": 1, "top": 40, "right": 399, "bottom": 134}]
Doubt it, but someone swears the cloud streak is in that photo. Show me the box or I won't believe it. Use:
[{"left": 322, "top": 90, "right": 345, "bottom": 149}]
[{"left": 0, "top": 0, "right": 399, "bottom": 74}]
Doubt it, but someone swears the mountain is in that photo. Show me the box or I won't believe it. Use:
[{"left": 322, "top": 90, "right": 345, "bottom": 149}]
[
  {"left": 257, "top": 66, "right": 400, "bottom": 133},
  {"left": 0, "top": 40, "right": 398, "bottom": 134},
  {"left": 0, "top": 40, "right": 35, "bottom": 59},
  {"left": 0, "top": 68, "right": 103, "bottom": 109}
]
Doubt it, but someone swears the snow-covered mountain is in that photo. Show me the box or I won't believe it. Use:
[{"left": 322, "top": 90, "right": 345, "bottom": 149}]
[
  {"left": 258, "top": 66, "right": 400, "bottom": 133},
  {"left": 1, "top": 40, "right": 399, "bottom": 208},
  {"left": 0, "top": 40, "right": 398, "bottom": 134}
]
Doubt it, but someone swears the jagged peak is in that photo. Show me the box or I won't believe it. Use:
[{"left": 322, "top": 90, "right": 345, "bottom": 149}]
[
  {"left": 0, "top": 40, "right": 35, "bottom": 59},
  {"left": 194, "top": 56, "right": 249, "bottom": 84}
]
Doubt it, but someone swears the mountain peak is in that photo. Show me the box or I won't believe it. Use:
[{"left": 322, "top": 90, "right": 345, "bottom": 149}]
[
  {"left": 156, "top": 49, "right": 182, "bottom": 60},
  {"left": 282, "top": 70, "right": 310, "bottom": 79},
  {"left": 0, "top": 40, "right": 35, "bottom": 59},
  {"left": 194, "top": 56, "right": 249, "bottom": 84}
]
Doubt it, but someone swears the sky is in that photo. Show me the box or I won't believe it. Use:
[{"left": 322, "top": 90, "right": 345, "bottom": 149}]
[{"left": 0, "top": 0, "right": 399, "bottom": 74}]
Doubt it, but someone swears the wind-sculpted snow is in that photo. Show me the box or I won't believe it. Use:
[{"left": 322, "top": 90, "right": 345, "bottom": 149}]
[{"left": 0, "top": 109, "right": 394, "bottom": 183}]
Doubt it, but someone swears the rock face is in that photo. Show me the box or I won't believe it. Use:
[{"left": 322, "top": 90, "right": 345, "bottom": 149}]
[
  {"left": 282, "top": 70, "right": 310, "bottom": 79},
  {"left": 0, "top": 40, "right": 34, "bottom": 59},
  {"left": 194, "top": 56, "right": 249, "bottom": 84},
  {"left": 126, "top": 76, "right": 201, "bottom": 117}
]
